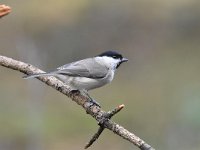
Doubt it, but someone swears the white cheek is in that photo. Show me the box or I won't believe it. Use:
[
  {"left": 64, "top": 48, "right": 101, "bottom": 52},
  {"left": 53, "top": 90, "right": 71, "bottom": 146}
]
[
  {"left": 95, "top": 56, "right": 120, "bottom": 69},
  {"left": 107, "top": 59, "right": 120, "bottom": 70}
]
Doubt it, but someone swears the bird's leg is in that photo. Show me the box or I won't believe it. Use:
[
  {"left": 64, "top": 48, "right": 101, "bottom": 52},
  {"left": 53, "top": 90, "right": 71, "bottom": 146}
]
[
  {"left": 69, "top": 89, "right": 101, "bottom": 107},
  {"left": 82, "top": 90, "right": 101, "bottom": 107}
]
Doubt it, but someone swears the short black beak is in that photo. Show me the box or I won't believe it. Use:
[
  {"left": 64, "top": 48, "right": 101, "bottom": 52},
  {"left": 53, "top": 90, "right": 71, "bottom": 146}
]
[
  {"left": 121, "top": 58, "right": 128, "bottom": 63},
  {"left": 116, "top": 58, "right": 128, "bottom": 69}
]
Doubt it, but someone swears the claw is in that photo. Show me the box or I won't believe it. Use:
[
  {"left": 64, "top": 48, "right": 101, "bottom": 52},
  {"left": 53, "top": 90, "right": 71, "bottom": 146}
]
[
  {"left": 89, "top": 99, "right": 101, "bottom": 107},
  {"left": 81, "top": 90, "right": 101, "bottom": 107}
]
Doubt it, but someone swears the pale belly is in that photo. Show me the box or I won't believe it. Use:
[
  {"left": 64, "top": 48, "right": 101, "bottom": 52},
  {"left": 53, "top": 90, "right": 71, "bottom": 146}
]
[{"left": 56, "top": 70, "right": 114, "bottom": 91}]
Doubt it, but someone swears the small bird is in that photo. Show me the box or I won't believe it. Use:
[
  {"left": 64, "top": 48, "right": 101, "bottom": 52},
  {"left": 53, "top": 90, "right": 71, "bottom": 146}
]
[{"left": 24, "top": 51, "right": 128, "bottom": 105}]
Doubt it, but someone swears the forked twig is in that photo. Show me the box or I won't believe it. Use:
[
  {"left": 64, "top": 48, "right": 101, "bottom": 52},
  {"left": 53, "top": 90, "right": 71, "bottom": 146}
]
[{"left": 85, "top": 104, "right": 125, "bottom": 149}]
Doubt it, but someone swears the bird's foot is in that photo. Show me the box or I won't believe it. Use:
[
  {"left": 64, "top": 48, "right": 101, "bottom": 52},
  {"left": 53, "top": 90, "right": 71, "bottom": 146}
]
[
  {"left": 89, "top": 98, "right": 101, "bottom": 107},
  {"left": 69, "top": 89, "right": 80, "bottom": 95},
  {"left": 81, "top": 90, "right": 101, "bottom": 107},
  {"left": 69, "top": 89, "right": 101, "bottom": 107}
]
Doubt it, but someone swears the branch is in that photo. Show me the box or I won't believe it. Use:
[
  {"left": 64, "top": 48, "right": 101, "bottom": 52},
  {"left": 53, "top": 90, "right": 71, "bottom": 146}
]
[
  {"left": 0, "top": 55, "right": 155, "bottom": 150},
  {"left": 85, "top": 104, "right": 125, "bottom": 149},
  {"left": 0, "top": 4, "right": 11, "bottom": 18}
]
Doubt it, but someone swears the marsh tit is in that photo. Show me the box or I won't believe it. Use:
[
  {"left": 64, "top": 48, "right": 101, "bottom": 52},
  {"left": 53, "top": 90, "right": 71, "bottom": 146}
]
[{"left": 24, "top": 51, "right": 128, "bottom": 92}]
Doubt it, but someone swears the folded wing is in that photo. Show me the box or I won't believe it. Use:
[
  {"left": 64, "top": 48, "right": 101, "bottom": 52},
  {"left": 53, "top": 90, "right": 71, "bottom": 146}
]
[{"left": 56, "top": 58, "right": 107, "bottom": 79}]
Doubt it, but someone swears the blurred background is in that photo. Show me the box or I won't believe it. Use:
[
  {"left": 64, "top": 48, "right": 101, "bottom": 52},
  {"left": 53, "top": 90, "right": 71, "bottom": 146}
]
[{"left": 1, "top": 0, "right": 200, "bottom": 150}]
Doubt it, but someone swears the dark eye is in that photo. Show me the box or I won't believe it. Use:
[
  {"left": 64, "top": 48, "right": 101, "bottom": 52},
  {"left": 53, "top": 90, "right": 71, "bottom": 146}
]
[{"left": 112, "top": 56, "right": 117, "bottom": 58}]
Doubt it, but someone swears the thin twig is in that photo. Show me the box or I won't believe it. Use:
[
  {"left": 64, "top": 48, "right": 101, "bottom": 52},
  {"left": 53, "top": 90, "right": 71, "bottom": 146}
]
[
  {"left": 0, "top": 55, "right": 155, "bottom": 150},
  {"left": 85, "top": 125, "right": 104, "bottom": 149},
  {"left": 85, "top": 104, "right": 125, "bottom": 149},
  {"left": 107, "top": 104, "right": 125, "bottom": 118}
]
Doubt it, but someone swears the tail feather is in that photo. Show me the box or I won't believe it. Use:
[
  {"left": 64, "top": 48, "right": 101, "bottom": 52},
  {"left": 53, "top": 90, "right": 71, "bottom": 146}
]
[{"left": 23, "top": 73, "right": 54, "bottom": 79}]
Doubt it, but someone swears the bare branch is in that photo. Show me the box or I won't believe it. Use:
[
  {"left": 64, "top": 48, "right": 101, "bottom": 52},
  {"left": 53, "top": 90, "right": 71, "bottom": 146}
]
[
  {"left": 0, "top": 55, "right": 155, "bottom": 150},
  {"left": 85, "top": 104, "right": 125, "bottom": 149},
  {"left": 85, "top": 125, "right": 104, "bottom": 149},
  {"left": 107, "top": 104, "right": 125, "bottom": 118}
]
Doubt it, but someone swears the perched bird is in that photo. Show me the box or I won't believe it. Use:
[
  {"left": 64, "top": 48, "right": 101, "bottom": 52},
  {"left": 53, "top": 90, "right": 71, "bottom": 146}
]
[{"left": 24, "top": 51, "right": 128, "bottom": 105}]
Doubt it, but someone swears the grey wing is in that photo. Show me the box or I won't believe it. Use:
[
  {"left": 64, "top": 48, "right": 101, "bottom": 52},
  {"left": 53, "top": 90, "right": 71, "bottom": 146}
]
[{"left": 55, "top": 58, "right": 108, "bottom": 79}]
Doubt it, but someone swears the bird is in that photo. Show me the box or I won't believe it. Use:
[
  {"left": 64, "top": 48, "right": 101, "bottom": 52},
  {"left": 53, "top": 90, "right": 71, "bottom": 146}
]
[{"left": 23, "top": 51, "right": 128, "bottom": 106}]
